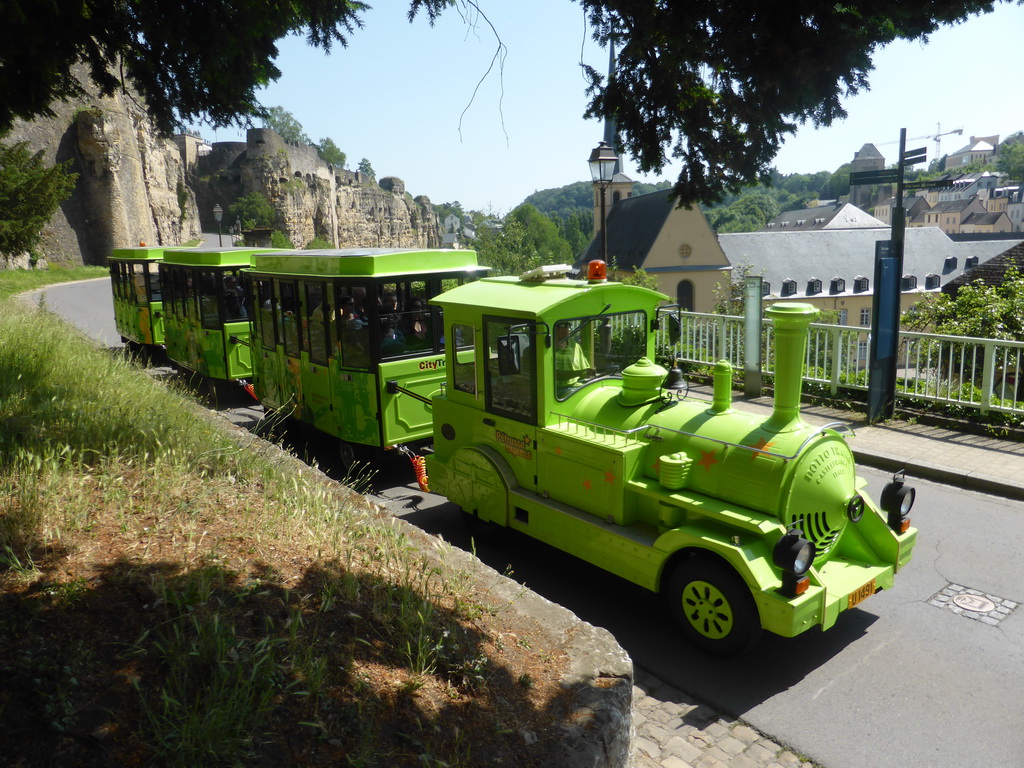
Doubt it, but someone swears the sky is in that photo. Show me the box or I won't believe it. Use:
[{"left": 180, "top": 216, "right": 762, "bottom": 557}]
[{"left": 195, "top": 1, "right": 1024, "bottom": 214}]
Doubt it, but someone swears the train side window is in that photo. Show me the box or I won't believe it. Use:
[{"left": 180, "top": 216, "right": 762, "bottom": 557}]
[
  {"left": 279, "top": 281, "right": 301, "bottom": 356},
  {"left": 198, "top": 270, "right": 220, "bottom": 329},
  {"left": 256, "top": 279, "right": 277, "bottom": 350},
  {"left": 485, "top": 318, "right": 536, "bottom": 423},
  {"left": 452, "top": 324, "right": 476, "bottom": 394},
  {"left": 132, "top": 264, "right": 147, "bottom": 304},
  {"left": 335, "top": 283, "right": 370, "bottom": 369},
  {"left": 148, "top": 265, "right": 162, "bottom": 302},
  {"left": 305, "top": 281, "right": 329, "bottom": 366},
  {"left": 555, "top": 311, "right": 647, "bottom": 400},
  {"left": 223, "top": 270, "right": 247, "bottom": 323}
]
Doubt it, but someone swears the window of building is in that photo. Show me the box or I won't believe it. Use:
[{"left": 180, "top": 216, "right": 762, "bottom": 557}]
[
  {"left": 782, "top": 279, "right": 797, "bottom": 296},
  {"left": 838, "top": 309, "right": 848, "bottom": 325},
  {"left": 830, "top": 277, "right": 845, "bottom": 294},
  {"left": 925, "top": 274, "right": 940, "bottom": 290},
  {"left": 901, "top": 275, "right": 918, "bottom": 291},
  {"left": 679, "top": 244, "right": 692, "bottom": 259},
  {"left": 676, "top": 280, "right": 694, "bottom": 310},
  {"left": 807, "top": 278, "right": 822, "bottom": 295},
  {"left": 761, "top": 282, "right": 771, "bottom": 297},
  {"left": 966, "top": 256, "right": 979, "bottom": 268},
  {"left": 860, "top": 308, "right": 871, "bottom": 326},
  {"left": 853, "top": 276, "right": 869, "bottom": 293}
]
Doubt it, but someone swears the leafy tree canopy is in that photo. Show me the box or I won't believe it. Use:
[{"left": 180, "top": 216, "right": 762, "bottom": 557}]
[
  {"left": 0, "top": 142, "right": 77, "bottom": 258},
  {"left": 2, "top": 0, "right": 1005, "bottom": 207},
  {"left": 996, "top": 140, "right": 1024, "bottom": 182},
  {"left": 316, "top": 137, "right": 347, "bottom": 168},
  {"left": 581, "top": 0, "right": 1004, "bottom": 205},
  {"left": 228, "top": 192, "right": 275, "bottom": 230},
  {"left": 262, "top": 106, "right": 311, "bottom": 145},
  {"left": 903, "top": 269, "right": 1024, "bottom": 341},
  {"left": 357, "top": 158, "right": 376, "bottom": 181}
]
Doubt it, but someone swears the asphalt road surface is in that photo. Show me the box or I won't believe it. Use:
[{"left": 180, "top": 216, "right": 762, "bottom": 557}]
[{"left": 36, "top": 276, "right": 1024, "bottom": 768}]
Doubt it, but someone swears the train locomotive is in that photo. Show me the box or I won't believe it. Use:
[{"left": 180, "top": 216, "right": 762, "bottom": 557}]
[{"left": 426, "top": 260, "right": 917, "bottom": 655}]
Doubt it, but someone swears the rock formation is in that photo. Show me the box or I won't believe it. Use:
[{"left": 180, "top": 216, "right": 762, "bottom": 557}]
[
  {"left": 3, "top": 64, "right": 200, "bottom": 268},
  {"left": 191, "top": 128, "right": 441, "bottom": 250}
]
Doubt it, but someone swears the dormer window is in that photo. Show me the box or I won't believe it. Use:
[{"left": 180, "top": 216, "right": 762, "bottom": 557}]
[
  {"left": 830, "top": 277, "right": 846, "bottom": 294},
  {"left": 761, "top": 282, "right": 771, "bottom": 296},
  {"left": 782, "top": 278, "right": 797, "bottom": 296},
  {"left": 925, "top": 273, "right": 940, "bottom": 290},
  {"left": 944, "top": 256, "right": 958, "bottom": 272},
  {"left": 807, "top": 278, "right": 822, "bottom": 295},
  {"left": 796, "top": 219, "right": 806, "bottom": 226},
  {"left": 901, "top": 275, "right": 918, "bottom": 291},
  {"left": 965, "top": 256, "right": 979, "bottom": 268},
  {"left": 853, "top": 276, "right": 869, "bottom": 293}
]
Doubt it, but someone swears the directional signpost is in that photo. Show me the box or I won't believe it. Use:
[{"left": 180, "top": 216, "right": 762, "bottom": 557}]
[{"left": 850, "top": 129, "right": 929, "bottom": 423}]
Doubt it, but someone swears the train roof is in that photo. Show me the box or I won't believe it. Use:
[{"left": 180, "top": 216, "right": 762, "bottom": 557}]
[
  {"left": 160, "top": 247, "right": 282, "bottom": 268},
  {"left": 432, "top": 270, "right": 668, "bottom": 317},
  {"left": 110, "top": 246, "right": 174, "bottom": 261},
  {"left": 247, "top": 248, "right": 487, "bottom": 279}
]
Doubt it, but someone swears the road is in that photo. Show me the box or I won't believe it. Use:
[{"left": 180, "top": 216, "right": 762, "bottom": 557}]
[{"left": 35, "top": 276, "right": 1024, "bottom": 768}]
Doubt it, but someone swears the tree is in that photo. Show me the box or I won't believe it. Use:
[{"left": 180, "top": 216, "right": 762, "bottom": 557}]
[
  {"left": 0, "top": 142, "right": 77, "bottom": 259},
  {"left": 316, "top": 137, "right": 346, "bottom": 168},
  {"left": 581, "top": 0, "right": 1002, "bottom": 205},
  {"left": 262, "top": 106, "right": 311, "bottom": 145},
  {"left": 357, "top": 158, "right": 376, "bottom": 181},
  {"left": 505, "top": 204, "right": 573, "bottom": 265},
  {"left": 903, "top": 270, "right": 1024, "bottom": 341},
  {"left": 228, "top": 192, "right": 275, "bottom": 229},
  {"left": 996, "top": 138, "right": 1024, "bottom": 182},
  {"left": 0, "top": 0, "right": 1004, "bottom": 207}
]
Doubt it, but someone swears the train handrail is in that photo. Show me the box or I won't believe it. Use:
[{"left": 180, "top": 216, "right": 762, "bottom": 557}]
[{"left": 552, "top": 412, "right": 855, "bottom": 461}]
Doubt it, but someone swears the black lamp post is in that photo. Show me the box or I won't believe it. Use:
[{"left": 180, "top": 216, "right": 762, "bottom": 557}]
[
  {"left": 213, "top": 204, "right": 223, "bottom": 247},
  {"left": 588, "top": 141, "right": 618, "bottom": 263}
]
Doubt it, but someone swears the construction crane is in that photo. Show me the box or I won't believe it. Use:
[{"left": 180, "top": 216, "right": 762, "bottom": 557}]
[{"left": 875, "top": 125, "right": 964, "bottom": 161}]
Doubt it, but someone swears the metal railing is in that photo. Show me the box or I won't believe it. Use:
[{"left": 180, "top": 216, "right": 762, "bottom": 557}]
[{"left": 657, "top": 311, "right": 1024, "bottom": 417}]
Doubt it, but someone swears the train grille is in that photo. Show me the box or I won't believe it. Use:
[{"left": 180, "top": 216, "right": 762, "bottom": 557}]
[{"left": 791, "top": 511, "right": 844, "bottom": 560}]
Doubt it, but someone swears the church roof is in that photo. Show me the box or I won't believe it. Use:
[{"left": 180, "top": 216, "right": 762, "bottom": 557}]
[{"left": 578, "top": 188, "right": 677, "bottom": 271}]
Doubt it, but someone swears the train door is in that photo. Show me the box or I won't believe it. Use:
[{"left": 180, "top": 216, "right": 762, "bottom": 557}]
[
  {"left": 197, "top": 269, "right": 226, "bottom": 378},
  {"left": 300, "top": 280, "right": 334, "bottom": 429},
  {"left": 252, "top": 277, "right": 285, "bottom": 409},
  {"left": 481, "top": 316, "right": 539, "bottom": 490},
  {"left": 278, "top": 279, "right": 303, "bottom": 416},
  {"left": 330, "top": 281, "right": 378, "bottom": 446},
  {"left": 221, "top": 268, "right": 251, "bottom": 380}
]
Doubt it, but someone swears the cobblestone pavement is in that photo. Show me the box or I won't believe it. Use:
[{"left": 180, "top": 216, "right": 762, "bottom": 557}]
[{"left": 631, "top": 668, "right": 818, "bottom": 768}]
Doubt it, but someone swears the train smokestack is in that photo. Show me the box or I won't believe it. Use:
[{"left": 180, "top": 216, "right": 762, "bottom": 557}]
[{"left": 764, "top": 303, "right": 819, "bottom": 432}]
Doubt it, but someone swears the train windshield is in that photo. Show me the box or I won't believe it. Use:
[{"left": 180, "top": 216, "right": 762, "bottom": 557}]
[{"left": 554, "top": 310, "right": 647, "bottom": 400}]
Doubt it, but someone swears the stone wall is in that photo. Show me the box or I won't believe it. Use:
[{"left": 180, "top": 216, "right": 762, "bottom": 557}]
[
  {"left": 191, "top": 128, "right": 441, "bottom": 250},
  {"left": 2, "top": 65, "right": 200, "bottom": 268}
]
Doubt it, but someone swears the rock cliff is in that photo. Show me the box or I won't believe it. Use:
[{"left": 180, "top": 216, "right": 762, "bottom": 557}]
[
  {"left": 192, "top": 128, "right": 441, "bottom": 250},
  {"left": 3, "top": 65, "right": 200, "bottom": 268}
]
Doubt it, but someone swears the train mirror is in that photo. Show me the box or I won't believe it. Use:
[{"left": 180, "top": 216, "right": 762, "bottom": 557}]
[{"left": 497, "top": 335, "right": 521, "bottom": 376}]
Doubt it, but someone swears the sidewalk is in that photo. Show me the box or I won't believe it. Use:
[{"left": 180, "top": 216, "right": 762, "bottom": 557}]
[
  {"left": 630, "top": 389, "right": 1024, "bottom": 768},
  {"left": 734, "top": 392, "right": 1024, "bottom": 502}
]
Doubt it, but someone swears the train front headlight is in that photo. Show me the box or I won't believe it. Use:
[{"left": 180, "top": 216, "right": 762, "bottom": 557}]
[
  {"left": 774, "top": 530, "right": 816, "bottom": 597},
  {"left": 880, "top": 471, "right": 915, "bottom": 533}
]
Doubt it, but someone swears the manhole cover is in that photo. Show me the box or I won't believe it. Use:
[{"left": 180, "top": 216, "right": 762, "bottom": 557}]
[{"left": 929, "top": 584, "right": 1018, "bottom": 626}]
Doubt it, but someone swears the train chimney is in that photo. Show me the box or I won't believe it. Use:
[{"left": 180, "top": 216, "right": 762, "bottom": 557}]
[{"left": 764, "top": 303, "right": 819, "bottom": 432}]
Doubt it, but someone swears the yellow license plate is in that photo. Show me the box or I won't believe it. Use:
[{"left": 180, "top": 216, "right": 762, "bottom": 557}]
[{"left": 847, "top": 579, "right": 876, "bottom": 609}]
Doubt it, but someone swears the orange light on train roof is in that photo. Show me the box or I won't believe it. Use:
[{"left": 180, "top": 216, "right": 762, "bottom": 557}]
[{"left": 587, "top": 260, "right": 607, "bottom": 282}]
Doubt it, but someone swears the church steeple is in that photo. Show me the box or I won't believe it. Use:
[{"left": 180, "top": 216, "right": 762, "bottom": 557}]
[{"left": 592, "top": 38, "right": 634, "bottom": 239}]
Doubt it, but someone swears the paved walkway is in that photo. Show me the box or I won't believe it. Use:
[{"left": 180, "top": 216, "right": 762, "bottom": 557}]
[{"left": 630, "top": 390, "right": 1024, "bottom": 768}]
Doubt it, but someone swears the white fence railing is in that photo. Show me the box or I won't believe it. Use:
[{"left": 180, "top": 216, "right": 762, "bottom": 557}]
[{"left": 656, "top": 311, "right": 1024, "bottom": 417}]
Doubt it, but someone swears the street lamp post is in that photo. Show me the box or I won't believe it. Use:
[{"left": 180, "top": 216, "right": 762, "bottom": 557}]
[
  {"left": 588, "top": 140, "right": 618, "bottom": 263},
  {"left": 213, "top": 204, "right": 224, "bottom": 247}
]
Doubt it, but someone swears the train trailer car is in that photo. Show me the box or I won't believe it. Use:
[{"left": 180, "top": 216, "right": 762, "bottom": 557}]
[
  {"left": 426, "top": 261, "right": 917, "bottom": 655},
  {"left": 244, "top": 248, "right": 489, "bottom": 466},
  {"left": 109, "top": 246, "right": 171, "bottom": 347},
  {"left": 159, "top": 247, "right": 280, "bottom": 387}
]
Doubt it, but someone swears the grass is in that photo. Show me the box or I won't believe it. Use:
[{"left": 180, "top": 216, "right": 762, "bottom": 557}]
[{"left": 0, "top": 267, "right": 573, "bottom": 767}]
